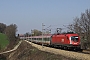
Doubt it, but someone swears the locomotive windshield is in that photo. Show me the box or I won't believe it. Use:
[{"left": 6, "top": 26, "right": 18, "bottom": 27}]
[{"left": 71, "top": 36, "right": 79, "bottom": 42}]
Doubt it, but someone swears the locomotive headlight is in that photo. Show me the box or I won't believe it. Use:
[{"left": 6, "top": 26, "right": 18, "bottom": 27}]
[
  {"left": 74, "top": 43, "right": 77, "bottom": 44},
  {"left": 75, "top": 37, "right": 78, "bottom": 38}
]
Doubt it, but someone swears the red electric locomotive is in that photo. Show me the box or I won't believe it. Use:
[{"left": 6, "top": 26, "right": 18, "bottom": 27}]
[{"left": 50, "top": 33, "right": 81, "bottom": 50}]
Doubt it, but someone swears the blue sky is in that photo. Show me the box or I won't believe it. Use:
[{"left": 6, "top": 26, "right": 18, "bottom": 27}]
[{"left": 0, "top": 0, "right": 90, "bottom": 34}]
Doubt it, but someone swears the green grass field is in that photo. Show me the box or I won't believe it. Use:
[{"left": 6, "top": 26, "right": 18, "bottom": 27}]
[{"left": 0, "top": 33, "right": 9, "bottom": 49}]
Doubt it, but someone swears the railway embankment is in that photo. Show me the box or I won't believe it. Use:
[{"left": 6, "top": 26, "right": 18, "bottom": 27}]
[
  {"left": 0, "top": 40, "right": 90, "bottom": 60},
  {"left": 7, "top": 41, "right": 75, "bottom": 60},
  {"left": 25, "top": 40, "right": 90, "bottom": 60},
  {"left": 0, "top": 40, "right": 78, "bottom": 60}
]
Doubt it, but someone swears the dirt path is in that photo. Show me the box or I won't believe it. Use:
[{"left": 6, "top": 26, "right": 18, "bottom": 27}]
[
  {"left": 25, "top": 40, "right": 90, "bottom": 60},
  {"left": 0, "top": 41, "right": 22, "bottom": 54}
]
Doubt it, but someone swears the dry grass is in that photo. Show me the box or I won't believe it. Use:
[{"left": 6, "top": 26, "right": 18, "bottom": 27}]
[{"left": 7, "top": 41, "right": 76, "bottom": 60}]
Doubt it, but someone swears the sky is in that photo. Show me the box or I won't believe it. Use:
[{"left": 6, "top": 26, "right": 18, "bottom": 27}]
[{"left": 0, "top": 0, "right": 90, "bottom": 34}]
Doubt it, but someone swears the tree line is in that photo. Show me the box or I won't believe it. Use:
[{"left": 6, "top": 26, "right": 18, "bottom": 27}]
[
  {"left": 24, "top": 29, "right": 42, "bottom": 37},
  {"left": 0, "top": 23, "right": 17, "bottom": 42}
]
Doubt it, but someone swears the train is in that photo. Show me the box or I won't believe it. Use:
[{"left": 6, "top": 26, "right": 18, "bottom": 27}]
[{"left": 25, "top": 33, "right": 82, "bottom": 51}]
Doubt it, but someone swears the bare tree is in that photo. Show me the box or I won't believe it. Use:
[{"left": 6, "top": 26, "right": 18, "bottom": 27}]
[
  {"left": 24, "top": 32, "right": 31, "bottom": 37},
  {"left": 4, "top": 24, "right": 17, "bottom": 42},
  {"left": 32, "top": 29, "right": 42, "bottom": 36},
  {"left": 0, "top": 23, "right": 6, "bottom": 33},
  {"left": 67, "top": 9, "right": 90, "bottom": 49}
]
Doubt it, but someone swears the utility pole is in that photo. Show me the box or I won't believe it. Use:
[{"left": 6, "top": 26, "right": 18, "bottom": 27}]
[
  {"left": 42, "top": 23, "right": 45, "bottom": 48},
  {"left": 28, "top": 32, "right": 29, "bottom": 40},
  {"left": 31, "top": 30, "right": 32, "bottom": 43}
]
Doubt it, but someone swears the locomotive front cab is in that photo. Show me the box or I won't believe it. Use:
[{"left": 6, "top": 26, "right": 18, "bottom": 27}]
[
  {"left": 70, "top": 36, "right": 80, "bottom": 45},
  {"left": 71, "top": 36, "right": 79, "bottom": 42}
]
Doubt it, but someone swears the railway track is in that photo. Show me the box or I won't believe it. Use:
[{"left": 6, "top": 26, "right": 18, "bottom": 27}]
[{"left": 25, "top": 40, "right": 90, "bottom": 60}]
